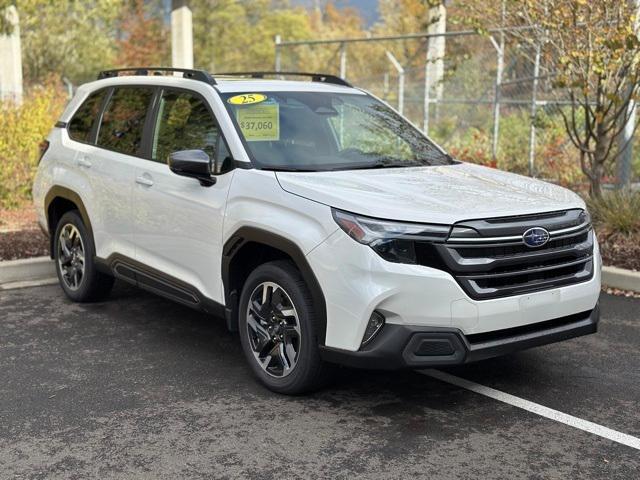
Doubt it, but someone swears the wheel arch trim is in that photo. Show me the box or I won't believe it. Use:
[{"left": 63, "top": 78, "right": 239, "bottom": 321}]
[
  {"left": 44, "top": 186, "right": 94, "bottom": 258},
  {"left": 222, "top": 226, "right": 328, "bottom": 345}
]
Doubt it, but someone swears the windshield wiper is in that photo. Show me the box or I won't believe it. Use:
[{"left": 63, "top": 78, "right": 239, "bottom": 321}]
[
  {"left": 260, "top": 158, "right": 426, "bottom": 172},
  {"left": 260, "top": 166, "right": 321, "bottom": 172},
  {"left": 332, "top": 159, "right": 422, "bottom": 171}
]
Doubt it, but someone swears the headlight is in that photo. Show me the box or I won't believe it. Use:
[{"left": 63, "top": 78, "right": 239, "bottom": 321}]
[{"left": 332, "top": 209, "right": 451, "bottom": 264}]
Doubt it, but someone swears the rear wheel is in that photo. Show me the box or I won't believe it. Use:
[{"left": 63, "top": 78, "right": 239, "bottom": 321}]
[
  {"left": 238, "top": 260, "right": 332, "bottom": 394},
  {"left": 54, "top": 210, "right": 114, "bottom": 302}
]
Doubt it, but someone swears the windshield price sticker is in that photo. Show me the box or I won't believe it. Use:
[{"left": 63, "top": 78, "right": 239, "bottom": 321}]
[
  {"left": 236, "top": 103, "right": 279, "bottom": 141},
  {"left": 227, "top": 93, "right": 267, "bottom": 105}
]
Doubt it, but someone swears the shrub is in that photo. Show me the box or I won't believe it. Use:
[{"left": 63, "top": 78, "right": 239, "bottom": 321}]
[
  {"left": 432, "top": 109, "right": 585, "bottom": 189},
  {"left": 0, "top": 81, "right": 67, "bottom": 209},
  {"left": 587, "top": 190, "right": 640, "bottom": 237}
]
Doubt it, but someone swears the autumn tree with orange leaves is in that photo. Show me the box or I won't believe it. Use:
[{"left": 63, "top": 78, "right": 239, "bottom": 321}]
[{"left": 116, "top": 0, "right": 169, "bottom": 68}]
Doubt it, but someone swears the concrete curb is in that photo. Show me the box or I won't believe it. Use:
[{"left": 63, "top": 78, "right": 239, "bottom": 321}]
[
  {"left": 602, "top": 266, "right": 640, "bottom": 293},
  {"left": 0, "top": 256, "right": 55, "bottom": 285},
  {"left": 1, "top": 257, "right": 639, "bottom": 293}
]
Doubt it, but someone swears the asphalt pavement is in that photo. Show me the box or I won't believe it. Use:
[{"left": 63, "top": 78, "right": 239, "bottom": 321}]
[{"left": 1, "top": 282, "right": 638, "bottom": 479}]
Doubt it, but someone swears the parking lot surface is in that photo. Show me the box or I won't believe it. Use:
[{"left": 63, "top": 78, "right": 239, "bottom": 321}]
[{"left": 1, "top": 283, "right": 638, "bottom": 479}]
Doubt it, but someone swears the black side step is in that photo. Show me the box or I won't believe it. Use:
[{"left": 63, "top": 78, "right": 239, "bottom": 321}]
[{"left": 96, "top": 254, "right": 225, "bottom": 318}]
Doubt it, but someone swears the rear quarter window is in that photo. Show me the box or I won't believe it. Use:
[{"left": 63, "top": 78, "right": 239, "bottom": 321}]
[{"left": 68, "top": 90, "right": 107, "bottom": 143}]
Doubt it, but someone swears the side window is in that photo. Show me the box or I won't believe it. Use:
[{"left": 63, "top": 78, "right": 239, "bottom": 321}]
[
  {"left": 97, "top": 87, "right": 154, "bottom": 156},
  {"left": 68, "top": 90, "right": 107, "bottom": 143},
  {"left": 152, "top": 89, "right": 228, "bottom": 171}
]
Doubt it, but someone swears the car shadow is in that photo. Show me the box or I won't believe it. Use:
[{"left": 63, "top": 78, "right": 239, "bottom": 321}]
[{"left": 101, "top": 281, "right": 545, "bottom": 415}]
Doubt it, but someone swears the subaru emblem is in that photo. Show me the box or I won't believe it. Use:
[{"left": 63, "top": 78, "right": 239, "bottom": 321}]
[{"left": 522, "top": 227, "right": 550, "bottom": 248}]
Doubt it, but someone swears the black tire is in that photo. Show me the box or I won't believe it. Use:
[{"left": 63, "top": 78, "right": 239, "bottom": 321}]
[
  {"left": 238, "top": 260, "right": 332, "bottom": 394},
  {"left": 53, "top": 210, "right": 114, "bottom": 302}
]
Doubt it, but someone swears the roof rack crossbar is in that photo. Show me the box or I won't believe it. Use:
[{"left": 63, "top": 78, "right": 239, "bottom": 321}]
[
  {"left": 215, "top": 71, "right": 352, "bottom": 87},
  {"left": 97, "top": 67, "right": 216, "bottom": 85}
]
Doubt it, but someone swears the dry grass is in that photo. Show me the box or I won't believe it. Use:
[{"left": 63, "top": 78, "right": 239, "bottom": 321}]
[
  {"left": 588, "top": 190, "right": 640, "bottom": 236},
  {"left": 589, "top": 190, "right": 640, "bottom": 271}
]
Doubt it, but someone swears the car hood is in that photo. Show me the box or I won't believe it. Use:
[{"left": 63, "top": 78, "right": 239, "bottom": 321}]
[{"left": 276, "top": 163, "right": 585, "bottom": 224}]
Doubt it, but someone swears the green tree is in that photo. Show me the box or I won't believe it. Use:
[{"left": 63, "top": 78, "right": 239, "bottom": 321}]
[
  {"left": 191, "top": 0, "right": 311, "bottom": 72},
  {"left": 9, "top": 0, "right": 124, "bottom": 85}
]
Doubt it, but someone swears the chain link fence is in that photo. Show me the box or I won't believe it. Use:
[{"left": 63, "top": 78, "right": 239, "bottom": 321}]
[{"left": 275, "top": 30, "right": 639, "bottom": 190}]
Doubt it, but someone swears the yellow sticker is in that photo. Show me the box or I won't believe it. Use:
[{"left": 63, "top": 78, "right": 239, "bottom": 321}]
[
  {"left": 236, "top": 103, "right": 279, "bottom": 141},
  {"left": 227, "top": 93, "right": 267, "bottom": 105}
]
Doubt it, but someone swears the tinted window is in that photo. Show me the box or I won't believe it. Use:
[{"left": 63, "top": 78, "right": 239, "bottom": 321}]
[
  {"left": 152, "top": 90, "right": 226, "bottom": 169},
  {"left": 97, "top": 87, "right": 154, "bottom": 156},
  {"left": 68, "top": 90, "right": 107, "bottom": 143}
]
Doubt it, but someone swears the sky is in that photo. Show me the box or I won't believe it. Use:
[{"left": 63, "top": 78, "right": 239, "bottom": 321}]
[{"left": 292, "top": 0, "right": 380, "bottom": 26}]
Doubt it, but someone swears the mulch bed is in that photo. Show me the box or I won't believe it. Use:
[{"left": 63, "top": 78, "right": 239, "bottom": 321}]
[
  {"left": 0, "top": 206, "right": 49, "bottom": 261},
  {"left": 0, "top": 229, "right": 49, "bottom": 261},
  {"left": 597, "top": 231, "right": 640, "bottom": 272}
]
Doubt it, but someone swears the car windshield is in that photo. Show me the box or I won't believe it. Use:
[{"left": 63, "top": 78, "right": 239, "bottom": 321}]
[{"left": 221, "top": 91, "right": 456, "bottom": 171}]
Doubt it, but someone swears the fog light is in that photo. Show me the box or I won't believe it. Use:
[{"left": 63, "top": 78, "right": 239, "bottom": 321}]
[{"left": 361, "top": 311, "right": 385, "bottom": 347}]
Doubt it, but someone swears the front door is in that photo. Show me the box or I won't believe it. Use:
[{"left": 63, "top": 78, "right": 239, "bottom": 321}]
[{"left": 132, "top": 88, "right": 234, "bottom": 304}]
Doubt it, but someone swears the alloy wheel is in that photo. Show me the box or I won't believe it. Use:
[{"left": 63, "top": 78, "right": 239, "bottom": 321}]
[
  {"left": 246, "top": 281, "right": 301, "bottom": 378},
  {"left": 57, "top": 223, "right": 85, "bottom": 291}
]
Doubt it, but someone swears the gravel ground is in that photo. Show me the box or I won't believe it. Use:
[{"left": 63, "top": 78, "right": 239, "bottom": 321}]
[{"left": 0, "top": 283, "right": 638, "bottom": 479}]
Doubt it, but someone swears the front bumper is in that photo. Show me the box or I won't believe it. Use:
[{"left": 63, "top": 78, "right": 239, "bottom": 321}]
[
  {"left": 307, "top": 228, "right": 601, "bottom": 351},
  {"left": 319, "top": 304, "right": 599, "bottom": 370}
]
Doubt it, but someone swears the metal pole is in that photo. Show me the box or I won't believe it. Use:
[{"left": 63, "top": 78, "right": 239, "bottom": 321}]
[
  {"left": 427, "top": 4, "right": 446, "bottom": 123},
  {"left": 399, "top": 70, "right": 405, "bottom": 115},
  {"left": 274, "top": 35, "right": 281, "bottom": 72},
  {"left": 528, "top": 43, "right": 541, "bottom": 177},
  {"left": 62, "top": 77, "right": 74, "bottom": 99},
  {"left": 339, "top": 42, "right": 347, "bottom": 78},
  {"left": 490, "top": 37, "right": 504, "bottom": 160},
  {"left": 423, "top": 38, "right": 430, "bottom": 134},
  {"left": 617, "top": 0, "right": 640, "bottom": 188},
  {"left": 491, "top": 1, "right": 505, "bottom": 160},
  {"left": 383, "top": 72, "right": 389, "bottom": 99},
  {"left": 386, "top": 51, "right": 405, "bottom": 115},
  {"left": 618, "top": 104, "right": 636, "bottom": 187}
]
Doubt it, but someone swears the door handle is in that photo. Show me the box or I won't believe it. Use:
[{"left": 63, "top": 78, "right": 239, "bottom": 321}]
[
  {"left": 77, "top": 156, "right": 92, "bottom": 168},
  {"left": 135, "top": 175, "right": 154, "bottom": 187}
]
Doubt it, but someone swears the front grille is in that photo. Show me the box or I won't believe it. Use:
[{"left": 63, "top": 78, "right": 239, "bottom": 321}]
[
  {"left": 453, "top": 230, "right": 590, "bottom": 260},
  {"left": 420, "top": 209, "right": 595, "bottom": 300}
]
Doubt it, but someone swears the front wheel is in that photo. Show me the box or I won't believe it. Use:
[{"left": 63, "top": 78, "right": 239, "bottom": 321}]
[{"left": 238, "top": 260, "right": 332, "bottom": 394}]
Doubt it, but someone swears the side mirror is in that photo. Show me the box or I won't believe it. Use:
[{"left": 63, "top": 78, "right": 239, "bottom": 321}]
[{"left": 168, "top": 149, "right": 216, "bottom": 186}]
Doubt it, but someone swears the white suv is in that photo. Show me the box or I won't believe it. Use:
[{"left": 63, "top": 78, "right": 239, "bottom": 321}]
[{"left": 33, "top": 68, "right": 601, "bottom": 394}]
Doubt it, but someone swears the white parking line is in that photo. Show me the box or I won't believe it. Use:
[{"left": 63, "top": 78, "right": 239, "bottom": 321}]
[{"left": 420, "top": 369, "right": 640, "bottom": 451}]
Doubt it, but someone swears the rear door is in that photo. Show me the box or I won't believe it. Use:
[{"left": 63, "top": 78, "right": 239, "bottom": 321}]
[
  {"left": 132, "top": 87, "right": 234, "bottom": 303},
  {"left": 89, "top": 86, "right": 156, "bottom": 259}
]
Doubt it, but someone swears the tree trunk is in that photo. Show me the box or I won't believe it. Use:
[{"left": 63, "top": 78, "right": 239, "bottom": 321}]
[
  {"left": 590, "top": 166, "right": 602, "bottom": 198},
  {"left": 590, "top": 123, "right": 609, "bottom": 198}
]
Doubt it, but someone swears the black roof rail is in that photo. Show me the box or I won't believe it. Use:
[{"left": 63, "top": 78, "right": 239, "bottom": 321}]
[
  {"left": 215, "top": 71, "right": 352, "bottom": 88},
  {"left": 97, "top": 67, "right": 216, "bottom": 85}
]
